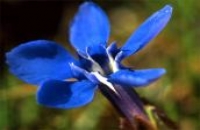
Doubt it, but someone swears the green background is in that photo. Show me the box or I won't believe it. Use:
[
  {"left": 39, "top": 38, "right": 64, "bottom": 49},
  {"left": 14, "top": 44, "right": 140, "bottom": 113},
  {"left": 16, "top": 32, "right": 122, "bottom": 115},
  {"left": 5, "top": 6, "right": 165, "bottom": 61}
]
[{"left": 1, "top": 0, "right": 200, "bottom": 129}]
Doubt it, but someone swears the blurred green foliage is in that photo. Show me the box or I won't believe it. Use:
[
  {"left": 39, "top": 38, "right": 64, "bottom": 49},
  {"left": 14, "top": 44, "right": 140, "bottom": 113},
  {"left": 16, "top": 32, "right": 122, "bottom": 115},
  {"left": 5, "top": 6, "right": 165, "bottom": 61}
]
[{"left": 1, "top": 0, "right": 200, "bottom": 129}]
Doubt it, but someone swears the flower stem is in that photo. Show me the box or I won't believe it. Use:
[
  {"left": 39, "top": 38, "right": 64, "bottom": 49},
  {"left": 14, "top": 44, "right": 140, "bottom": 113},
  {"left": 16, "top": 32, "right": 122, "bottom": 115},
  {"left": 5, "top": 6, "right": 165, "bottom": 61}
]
[{"left": 99, "top": 84, "right": 155, "bottom": 130}]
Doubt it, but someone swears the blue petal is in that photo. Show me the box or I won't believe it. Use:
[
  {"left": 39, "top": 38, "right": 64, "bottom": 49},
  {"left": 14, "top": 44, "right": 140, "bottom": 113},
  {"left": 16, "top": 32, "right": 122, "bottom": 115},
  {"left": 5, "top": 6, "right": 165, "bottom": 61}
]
[
  {"left": 70, "top": 63, "right": 100, "bottom": 84},
  {"left": 70, "top": 2, "right": 110, "bottom": 54},
  {"left": 119, "top": 5, "right": 172, "bottom": 61},
  {"left": 108, "top": 68, "right": 166, "bottom": 87},
  {"left": 37, "top": 79, "right": 97, "bottom": 109},
  {"left": 6, "top": 40, "right": 78, "bottom": 85}
]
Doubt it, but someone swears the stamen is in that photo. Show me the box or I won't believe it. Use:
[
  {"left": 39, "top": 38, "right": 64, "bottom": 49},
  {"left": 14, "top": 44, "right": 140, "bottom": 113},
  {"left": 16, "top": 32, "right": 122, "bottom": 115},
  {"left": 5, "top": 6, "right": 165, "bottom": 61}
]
[
  {"left": 91, "top": 72, "right": 119, "bottom": 95},
  {"left": 106, "top": 46, "right": 119, "bottom": 72}
]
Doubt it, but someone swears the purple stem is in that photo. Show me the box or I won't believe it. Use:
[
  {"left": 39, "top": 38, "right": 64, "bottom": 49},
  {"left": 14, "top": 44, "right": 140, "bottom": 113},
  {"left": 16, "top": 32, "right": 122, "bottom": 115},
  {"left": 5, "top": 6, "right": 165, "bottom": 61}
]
[{"left": 99, "top": 84, "right": 153, "bottom": 129}]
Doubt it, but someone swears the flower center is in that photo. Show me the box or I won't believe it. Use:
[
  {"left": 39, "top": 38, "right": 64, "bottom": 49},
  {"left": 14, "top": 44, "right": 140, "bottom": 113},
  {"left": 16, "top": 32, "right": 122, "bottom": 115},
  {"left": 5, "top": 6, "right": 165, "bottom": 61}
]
[
  {"left": 88, "top": 45, "right": 120, "bottom": 74},
  {"left": 70, "top": 45, "right": 120, "bottom": 93}
]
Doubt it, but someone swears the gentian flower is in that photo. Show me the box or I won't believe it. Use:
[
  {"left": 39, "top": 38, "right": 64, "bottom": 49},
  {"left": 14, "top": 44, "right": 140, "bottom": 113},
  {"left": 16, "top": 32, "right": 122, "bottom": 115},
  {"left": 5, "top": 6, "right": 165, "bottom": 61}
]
[{"left": 6, "top": 1, "right": 172, "bottom": 128}]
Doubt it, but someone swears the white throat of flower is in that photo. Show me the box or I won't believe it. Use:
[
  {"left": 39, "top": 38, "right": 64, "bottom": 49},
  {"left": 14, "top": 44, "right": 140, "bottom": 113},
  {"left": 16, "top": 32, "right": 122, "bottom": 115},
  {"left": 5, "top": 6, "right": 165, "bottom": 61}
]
[
  {"left": 106, "top": 47, "right": 119, "bottom": 73},
  {"left": 72, "top": 46, "right": 122, "bottom": 95},
  {"left": 91, "top": 72, "right": 118, "bottom": 94}
]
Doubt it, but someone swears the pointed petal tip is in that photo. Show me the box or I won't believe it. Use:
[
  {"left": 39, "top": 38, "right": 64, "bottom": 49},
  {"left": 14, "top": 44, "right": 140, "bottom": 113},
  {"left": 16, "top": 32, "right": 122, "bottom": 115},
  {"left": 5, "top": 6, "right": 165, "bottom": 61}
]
[
  {"left": 162, "top": 5, "right": 173, "bottom": 14},
  {"left": 157, "top": 5, "right": 173, "bottom": 20},
  {"left": 80, "top": 1, "right": 95, "bottom": 8},
  {"left": 153, "top": 68, "right": 166, "bottom": 77},
  {"left": 158, "top": 68, "right": 166, "bottom": 76},
  {"left": 82, "top": 1, "right": 95, "bottom": 5}
]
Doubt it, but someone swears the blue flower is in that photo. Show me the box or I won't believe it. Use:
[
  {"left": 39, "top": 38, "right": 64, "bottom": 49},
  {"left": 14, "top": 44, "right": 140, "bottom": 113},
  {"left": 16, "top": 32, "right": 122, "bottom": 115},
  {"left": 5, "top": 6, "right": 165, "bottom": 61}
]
[{"left": 6, "top": 2, "right": 172, "bottom": 109}]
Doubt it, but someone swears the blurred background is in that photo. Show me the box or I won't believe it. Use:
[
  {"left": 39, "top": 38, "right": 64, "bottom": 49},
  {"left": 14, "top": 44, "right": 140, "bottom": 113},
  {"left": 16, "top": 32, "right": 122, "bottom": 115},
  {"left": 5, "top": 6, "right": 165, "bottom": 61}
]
[{"left": 0, "top": 0, "right": 200, "bottom": 130}]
